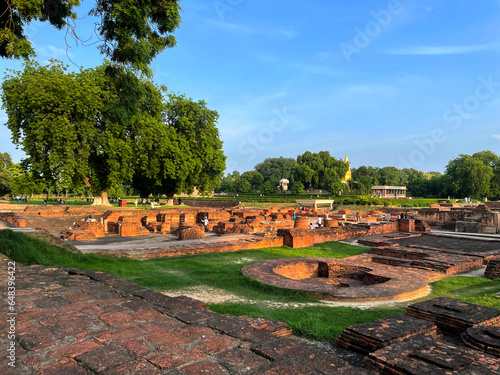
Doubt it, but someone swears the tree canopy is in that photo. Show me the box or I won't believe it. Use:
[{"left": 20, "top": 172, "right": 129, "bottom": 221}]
[
  {"left": 0, "top": 151, "right": 15, "bottom": 195},
  {"left": 444, "top": 152, "right": 499, "bottom": 199},
  {"left": 1, "top": 0, "right": 181, "bottom": 74},
  {"left": 291, "top": 151, "right": 348, "bottom": 193},
  {"left": 254, "top": 157, "right": 295, "bottom": 185},
  {"left": 2, "top": 61, "right": 226, "bottom": 204}
]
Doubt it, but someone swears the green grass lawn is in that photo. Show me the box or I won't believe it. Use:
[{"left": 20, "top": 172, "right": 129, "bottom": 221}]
[{"left": 2, "top": 229, "right": 500, "bottom": 343}]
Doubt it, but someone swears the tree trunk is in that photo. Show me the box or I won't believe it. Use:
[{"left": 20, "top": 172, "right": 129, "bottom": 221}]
[{"left": 92, "top": 190, "right": 112, "bottom": 206}]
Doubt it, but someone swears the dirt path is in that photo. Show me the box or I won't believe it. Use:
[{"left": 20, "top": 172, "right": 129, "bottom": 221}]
[{"left": 162, "top": 285, "right": 430, "bottom": 309}]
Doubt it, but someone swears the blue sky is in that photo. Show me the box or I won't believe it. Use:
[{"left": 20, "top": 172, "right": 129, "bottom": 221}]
[{"left": 1, "top": 0, "right": 500, "bottom": 174}]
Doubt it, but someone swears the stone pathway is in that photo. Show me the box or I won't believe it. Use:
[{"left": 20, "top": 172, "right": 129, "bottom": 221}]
[{"left": 0, "top": 257, "right": 369, "bottom": 374}]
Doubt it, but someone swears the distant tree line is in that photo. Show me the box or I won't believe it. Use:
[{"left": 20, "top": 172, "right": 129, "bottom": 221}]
[
  {"left": 217, "top": 150, "right": 500, "bottom": 200},
  {"left": 218, "top": 151, "right": 348, "bottom": 195}
]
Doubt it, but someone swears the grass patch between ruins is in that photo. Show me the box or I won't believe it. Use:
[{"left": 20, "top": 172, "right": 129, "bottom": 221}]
[{"left": 2, "top": 229, "right": 500, "bottom": 343}]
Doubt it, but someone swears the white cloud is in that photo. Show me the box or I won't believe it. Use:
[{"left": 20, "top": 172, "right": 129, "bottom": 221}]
[
  {"left": 36, "top": 44, "right": 74, "bottom": 59},
  {"left": 317, "top": 51, "right": 333, "bottom": 61},
  {"left": 206, "top": 19, "right": 257, "bottom": 34},
  {"left": 492, "top": 135, "right": 500, "bottom": 141},
  {"left": 382, "top": 43, "right": 500, "bottom": 55},
  {"left": 275, "top": 28, "right": 297, "bottom": 39}
]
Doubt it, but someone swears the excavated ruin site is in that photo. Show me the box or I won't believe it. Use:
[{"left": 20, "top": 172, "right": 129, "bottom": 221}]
[{"left": 2, "top": 201, "right": 500, "bottom": 374}]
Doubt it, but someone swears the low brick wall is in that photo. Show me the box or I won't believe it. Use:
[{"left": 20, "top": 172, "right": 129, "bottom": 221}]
[{"left": 278, "top": 222, "right": 400, "bottom": 249}]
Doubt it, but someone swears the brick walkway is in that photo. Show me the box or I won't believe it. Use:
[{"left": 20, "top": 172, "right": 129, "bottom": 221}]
[{"left": 0, "top": 257, "right": 371, "bottom": 374}]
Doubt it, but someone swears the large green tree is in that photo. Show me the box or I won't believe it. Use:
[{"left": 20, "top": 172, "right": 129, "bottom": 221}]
[
  {"left": 1, "top": 0, "right": 181, "bottom": 74},
  {"left": 132, "top": 93, "right": 226, "bottom": 199},
  {"left": 0, "top": 151, "right": 15, "bottom": 195},
  {"left": 291, "top": 151, "right": 348, "bottom": 193},
  {"left": 444, "top": 153, "right": 494, "bottom": 199},
  {"left": 2, "top": 61, "right": 226, "bottom": 204},
  {"left": 255, "top": 157, "right": 296, "bottom": 185},
  {"left": 240, "top": 171, "right": 264, "bottom": 191}
]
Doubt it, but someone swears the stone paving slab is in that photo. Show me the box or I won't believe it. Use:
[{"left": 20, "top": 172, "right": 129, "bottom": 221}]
[
  {"left": 364, "top": 335, "right": 500, "bottom": 374},
  {"left": 336, "top": 314, "right": 441, "bottom": 354},
  {"left": 406, "top": 297, "right": 500, "bottom": 335},
  {"left": 0, "top": 257, "right": 369, "bottom": 374}
]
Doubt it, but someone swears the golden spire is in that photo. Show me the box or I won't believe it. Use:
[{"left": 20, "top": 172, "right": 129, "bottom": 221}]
[{"left": 343, "top": 153, "right": 351, "bottom": 182}]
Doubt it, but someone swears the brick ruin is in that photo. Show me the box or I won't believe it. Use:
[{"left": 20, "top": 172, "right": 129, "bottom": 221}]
[
  {"left": 4, "top": 253, "right": 500, "bottom": 374},
  {"left": 0, "top": 204, "right": 432, "bottom": 258},
  {"left": 418, "top": 201, "right": 500, "bottom": 234},
  {"left": 242, "top": 256, "right": 430, "bottom": 301},
  {"left": 242, "top": 230, "right": 500, "bottom": 302},
  {"left": 337, "top": 298, "right": 500, "bottom": 374}
]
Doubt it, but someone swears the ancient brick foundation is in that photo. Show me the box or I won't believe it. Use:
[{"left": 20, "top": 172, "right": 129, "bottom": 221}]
[
  {"left": 336, "top": 314, "right": 441, "bottom": 354},
  {"left": 178, "top": 225, "right": 206, "bottom": 240},
  {"left": 242, "top": 257, "right": 430, "bottom": 301},
  {"left": 406, "top": 297, "right": 500, "bottom": 335},
  {"left": 485, "top": 257, "right": 500, "bottom": 279}
]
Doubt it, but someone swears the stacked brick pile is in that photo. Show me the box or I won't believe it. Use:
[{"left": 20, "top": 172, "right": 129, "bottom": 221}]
[
  {"left": 369, "top": 246, "right": 484, "bottom": 276},
  {"left": 406, "top": 297, "right": 500, "bottom": 335},
  {"left": 178, "top": 225, "right": 206, "bottom": 240},
  {"left": 462, "top": 326, "right": 500, "bottom": 357},
  {"left": 60, "top": 228, "right": 97, "bottom": 241},
  {"left": 336, "top": 314, "right": 441, "bottom": 354},
  {"left": 74, "top": 221, "right": 104, "bottom": 237},
  {"left": 0, "top": 212, "right": 26, "bottom": 227},
  {"left": 485, "top": 257, "right": 500, "bottom": 279},
  {"left": 61, "top": 220, "right": 105, "bottom": 240},
  {"left": 365, "top": 334, "right": 499, "bottom": 374}
]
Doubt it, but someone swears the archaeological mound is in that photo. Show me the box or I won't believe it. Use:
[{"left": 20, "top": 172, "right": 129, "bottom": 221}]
[{"left": 242, "top": 257, "right": 429, "bottom": 301}]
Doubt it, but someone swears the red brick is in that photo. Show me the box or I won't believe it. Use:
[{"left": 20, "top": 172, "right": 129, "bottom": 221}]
[
  {"left": 145, "top": 330, "right": 192, "bottom": 347},
  {"left": 36, "top": 358, "right": 87, "bottom": 375},
  {"left": 147, "top": 348, "right": 206, "bottom": 369},
  {"left": 120, "top": 339, "right": 154, "bottom": 358},
  {"left": 175, "top": 325, "right": 216, "bottom": 339},
  {"left": 99, "top": 312, "right": 133, "bottom": 325},
  {"left": 49, "top": 341, "right": 103, "bottom": 358},
  {"left": 59, "top": 301, "right": 104, "bottom": 315},
  {"left": 180, "top": 360, "right": 229, "bottom": 374},
  {"left": 129, "top": 309, "right": 164, "bottom": 322},
  {"left": 216, "top": 348, "right": 270, "bottom": 373},
  {"left": 93, "top": 326, "right": 146, "bottom": 343},
  {"left": 101, "top": 359, "right": 162, "bottom": 375},
  {"left": 193, "top": 335, "right": 239, "bottom": 355},
  {"left": 75, "top": 345, "right": 133, "bottom": 373}
]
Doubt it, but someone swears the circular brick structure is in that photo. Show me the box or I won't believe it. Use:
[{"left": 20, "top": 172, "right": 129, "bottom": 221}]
[
  {"left": 294, "top": 217, "right": 310, "bottom": 229},
  {"left": 242, "top": 257, "right": 430, "bottom": 301},
  {"left": 325, "top": 219, "right": 338, "bottom": 228}
]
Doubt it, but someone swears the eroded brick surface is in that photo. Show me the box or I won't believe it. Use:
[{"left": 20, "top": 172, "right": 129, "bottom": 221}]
[
  {"left": 365, "top": 335, "right": 500, "bottom": 374},
  {"left": 406, "top": 297, "right": 500, "bottom": 335},
  {"left": 462, "top": 326, "right": 500, "bottom": 357},
  {"left": 1, "top": 256, "right": 361, "bottom": 374},
  {"left": 336, "top": 314, "right": 441, "bottom": 354}
]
